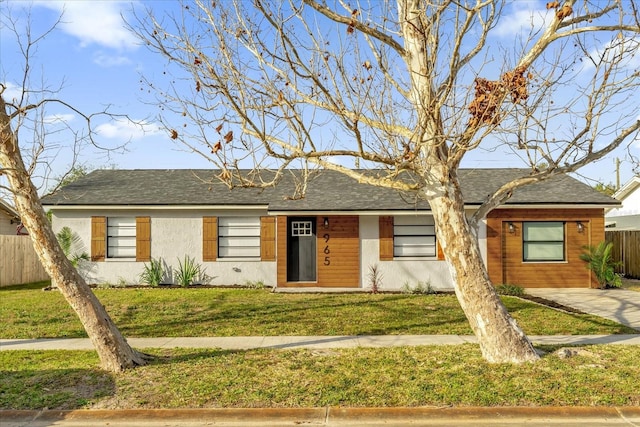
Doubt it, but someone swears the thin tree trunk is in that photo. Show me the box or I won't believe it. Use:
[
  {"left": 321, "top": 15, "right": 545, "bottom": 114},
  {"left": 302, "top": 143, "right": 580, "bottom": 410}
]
[
  {"left": 429, "top": 175, "right": 540, "bottom": 363},
  {"left": 1, "top": 97, "right": 147, "bottom": 372}
]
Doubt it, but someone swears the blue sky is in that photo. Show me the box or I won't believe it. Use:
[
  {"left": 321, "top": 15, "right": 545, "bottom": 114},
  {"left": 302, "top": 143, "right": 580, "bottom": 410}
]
[{"left": 1, "top": 0, "right": 638, "bottom": 193}]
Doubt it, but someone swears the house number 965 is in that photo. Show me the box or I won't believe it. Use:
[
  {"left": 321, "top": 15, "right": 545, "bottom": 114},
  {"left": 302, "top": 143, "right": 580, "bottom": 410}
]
[{"left": 323, "top": 233, "right": 330, "bottom": 266}]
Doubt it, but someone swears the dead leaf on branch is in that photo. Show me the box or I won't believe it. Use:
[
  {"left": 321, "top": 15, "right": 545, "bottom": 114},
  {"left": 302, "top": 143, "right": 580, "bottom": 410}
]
[
  {"left": 224, "top": 131, "right": 233, "bottom": 143},
  {"left": 468, "top": 66, "right": 529, "bottom": 126},
  {"left": 194, "top": 56, "right": 202, "bottom": 66},
  {"left": 215, "top": 124, "right": 223, "bottom": 133},
  {"left": 212, "top": 141, "right": 222, "bottom": 153},
  {"left": 347, "top": 8, "right": 359, "bottom": 34},
  {"left": 556, "top": 4, "right": 573, "bottom": 20},
  {"left": 546, "top": 1, "right": 559, "bottom": 9},
  {"left": 195, "top": 80, "right": 201, "bottom": 92},
  {"left": 363, "top": 60, "right": 372, "bottom": 70},
  {"left": 170, "top": 129, "right": 178, "bottom": 140}
]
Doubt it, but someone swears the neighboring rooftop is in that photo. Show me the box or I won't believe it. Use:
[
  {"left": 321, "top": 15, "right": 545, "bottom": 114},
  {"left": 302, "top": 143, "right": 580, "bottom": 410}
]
[{"left": 41, "top": 168, "right": 619, "bottom": 211}]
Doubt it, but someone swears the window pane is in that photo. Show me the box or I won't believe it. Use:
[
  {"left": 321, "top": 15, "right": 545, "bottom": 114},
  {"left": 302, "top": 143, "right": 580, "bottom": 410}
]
[
  {"left": 218, "top": 217, "right": 260, "bottom": 258},
  {"left": 107, "top": 217, "right": 136, "bottom": 259},
  {"left": 394, "top": 225, "right": 435, "bottom": 236},
  {"left": 219, "top": 246, "right": 261, "bottom": 258},
  {"left": 523, "top": 222, "right": 564, "bottom": 262},
  {"left": 524, "top": 242, "right": 564, "bottom": 261},
  {"left": 393, "top": 216, "right": 437, "bottom": 258},
  {"left": 523, "top": 222, "right": 564, "bottom": 241}
]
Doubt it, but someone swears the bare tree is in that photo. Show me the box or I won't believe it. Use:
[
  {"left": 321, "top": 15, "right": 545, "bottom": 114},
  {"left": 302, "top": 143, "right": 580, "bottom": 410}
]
[
  {"left": 0, "top": 8, "right": 148, "bottom": 372},
  {"left": 132, "top": 0, "right": 640, "bottom": 363}
]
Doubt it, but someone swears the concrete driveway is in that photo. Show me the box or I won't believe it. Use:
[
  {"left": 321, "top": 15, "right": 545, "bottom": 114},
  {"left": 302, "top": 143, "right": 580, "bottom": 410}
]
[{"left": 525, "top": 288, "right": 640, "bottom": 331}]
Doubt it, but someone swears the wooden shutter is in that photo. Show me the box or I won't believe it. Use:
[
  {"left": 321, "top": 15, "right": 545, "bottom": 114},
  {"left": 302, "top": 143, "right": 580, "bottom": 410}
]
[
  {"left": 136, "top": 216, "right": 151, "bottom": 262},
  {"left": 379, "top": 216, "right": 394, "bottom": 261},
  {"left": 91, "top": 216, "right": 106, "bottom": 261},
  {"left": 260, "top": 216, "right": 276, "bottom": 261},
  {"left": 203, "top": 216, "right": 218, "bottom": 261}
]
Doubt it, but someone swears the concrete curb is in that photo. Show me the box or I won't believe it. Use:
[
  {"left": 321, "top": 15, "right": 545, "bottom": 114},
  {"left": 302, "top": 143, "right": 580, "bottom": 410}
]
[{"left": 2, "top": 407, "right": 640, "bottom": 426}]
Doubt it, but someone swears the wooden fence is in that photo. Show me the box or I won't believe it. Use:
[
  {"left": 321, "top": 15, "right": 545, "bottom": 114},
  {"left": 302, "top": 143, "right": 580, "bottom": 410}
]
[
  {"left": 0, "top": 235, "right": 49, "bottom": 287},
  {"left": 605, "top": 230, "right": 640, "bottom": 279}
]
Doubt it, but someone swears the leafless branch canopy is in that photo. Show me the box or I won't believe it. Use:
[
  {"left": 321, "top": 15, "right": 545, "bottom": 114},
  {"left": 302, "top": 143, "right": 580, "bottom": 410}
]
[{"left": 131, "top": 0, "right": 639, "bottom": 212}]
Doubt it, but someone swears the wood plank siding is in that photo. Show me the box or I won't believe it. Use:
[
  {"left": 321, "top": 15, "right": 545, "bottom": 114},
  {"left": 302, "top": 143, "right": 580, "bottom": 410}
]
[
  {"left": 486, "top": 208, "right": 604, "bottom": 288},
  {"left": 277, "top": 215, "right": 360, "bottom": 287}
]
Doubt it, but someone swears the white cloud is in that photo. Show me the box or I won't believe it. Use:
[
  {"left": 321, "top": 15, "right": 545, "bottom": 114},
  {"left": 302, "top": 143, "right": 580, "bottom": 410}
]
[
  {"left": 96, "top": 118, "right": 163, "bottom": 141},
  {"left": 494, "top": 5, "right": 553, "bottom": 38},
  {"left": 1, "top": 82, "right": 24, "bottom": 103},
  {"left": 93, "top": 51, "right": 132, "bottom": 67},
  {"left": 581, "top": 37, "right": 640, "bottom": 72},
  {"left": 36, "top": 1, "right": 139, "bottom": 51},
  {"left": 43, "top": 113, "right": 76, "bottom": 124}
]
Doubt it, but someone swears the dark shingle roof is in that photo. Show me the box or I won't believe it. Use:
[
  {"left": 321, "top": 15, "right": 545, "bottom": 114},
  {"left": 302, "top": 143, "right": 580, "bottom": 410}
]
[{"left": 41, "top": 168, "right": 618, "bottom": 210}]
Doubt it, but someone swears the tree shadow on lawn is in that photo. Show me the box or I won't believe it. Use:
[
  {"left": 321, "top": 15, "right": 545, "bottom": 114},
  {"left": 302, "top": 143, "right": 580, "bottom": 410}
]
[
  {"left": 114, "top": 293, "right": 473, "bottom": 337},
  {"left": 0, "top": 367, "right": 115, "bottom": 410}
]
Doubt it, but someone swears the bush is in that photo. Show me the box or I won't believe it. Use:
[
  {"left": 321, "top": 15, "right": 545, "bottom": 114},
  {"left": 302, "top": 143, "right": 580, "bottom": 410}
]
[
  {"left": 174, "top": 256, "right": 204, "bottom": 287},
  {"left": 401, "top": 280, "right": 436, "bottom": 295},
  {"left": 139, "top": 258, "right": 164, "bottom": 286},
  {"left": 495, "top": 284, "right": 524, "bottom": 296},
  {"left": 580, "top": 241, "right": 622, "bottom": 289}
]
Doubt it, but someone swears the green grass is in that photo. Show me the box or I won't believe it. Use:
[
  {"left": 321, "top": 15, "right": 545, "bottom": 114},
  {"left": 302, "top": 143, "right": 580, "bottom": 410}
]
[
  {"left": 0, "top": 286, "right": 636, "bottom": 338},
  {"left": 1, "top": 345, "right": 638, "bottom": 409}
]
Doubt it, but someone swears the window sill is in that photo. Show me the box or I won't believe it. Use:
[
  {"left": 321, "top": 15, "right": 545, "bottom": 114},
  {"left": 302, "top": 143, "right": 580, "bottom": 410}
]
[{"left": 522, "top": 260, "right": 568, "bottom": 264}]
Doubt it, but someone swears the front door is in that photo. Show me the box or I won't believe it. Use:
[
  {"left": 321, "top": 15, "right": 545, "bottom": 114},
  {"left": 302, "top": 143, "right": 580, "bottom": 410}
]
[{"left": 287, "top": 217, "right": 317, "bottom": 282}]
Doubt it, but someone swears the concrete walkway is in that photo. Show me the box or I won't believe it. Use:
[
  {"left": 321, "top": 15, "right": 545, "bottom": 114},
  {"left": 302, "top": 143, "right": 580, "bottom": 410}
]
[
  {"left": 525, "top": 288, "right": 640, "bottom": 331},
  {"left": 2, "top": 334, "right": 639, "bottom": 351}
]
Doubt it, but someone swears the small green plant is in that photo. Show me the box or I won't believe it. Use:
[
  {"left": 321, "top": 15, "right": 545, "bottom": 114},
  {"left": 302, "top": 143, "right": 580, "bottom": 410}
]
[
  {"left": 495, "top": 284, "right": 524, "bottom": 296},
  {"left": 580, "top": 241, "right": 622, "bottom": 288},
  {"left": 174, "top": 255, "right": 202, "bottom": 287},
  {"left": 367, "top": 264, "right": 383, "bottom": 293},
  {"left": 244, "top": 280, "right": 266, "bottom": 289},
  {"left": 56, "top": 226, "right": 89, "bottom": 268},
  {"left": 401, "top": 280, "right": 435, "bottom": 294},
  {"left": 139, "top": 258, "right": 164, "bottom": 286}
]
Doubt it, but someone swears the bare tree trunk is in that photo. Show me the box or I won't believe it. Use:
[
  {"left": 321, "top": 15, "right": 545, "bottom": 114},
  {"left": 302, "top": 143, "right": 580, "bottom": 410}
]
[
  {"left": 1, "top": 97, "right": 147, "bottom": 372},
  {"left": 429, "top": 173, "right": 540, "bottom": 363}
]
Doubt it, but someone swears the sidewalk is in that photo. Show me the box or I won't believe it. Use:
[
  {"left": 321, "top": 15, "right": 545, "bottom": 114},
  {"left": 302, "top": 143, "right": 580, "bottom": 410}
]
[{"left": 2, "top": 334, "right": 639, "bottom": 351}]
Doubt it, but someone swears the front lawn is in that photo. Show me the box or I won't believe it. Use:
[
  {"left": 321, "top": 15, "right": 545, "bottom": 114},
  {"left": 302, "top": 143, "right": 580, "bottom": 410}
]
[
  {"left": 1, "top": 345, "right": 638, "bottom": 409},
  {"left": 0, "top": 285, "right": 636, "bottom": 338}
]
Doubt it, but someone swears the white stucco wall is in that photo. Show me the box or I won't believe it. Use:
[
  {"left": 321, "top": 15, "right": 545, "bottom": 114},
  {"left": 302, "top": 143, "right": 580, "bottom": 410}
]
[
  {"left": 50, "top": 208, "right": 489, "bottom": 290},
  {"left": 50, "top": 208, "right": 276, "bottom": 286},
  {"left": 358, "top": 213, "right": 488, "bottom": 291}
]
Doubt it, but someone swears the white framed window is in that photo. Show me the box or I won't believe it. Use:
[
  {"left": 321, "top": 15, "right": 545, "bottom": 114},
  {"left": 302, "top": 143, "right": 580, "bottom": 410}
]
[
  {"left": 107, "top": 217, "right": 136, "bottom": 258},
  {"left": 394, "top": 216, "right": 436, "bottom": 257},
  {"left": 291, "top": 221, "right": 313, "bottom": 236},
  {"left": 523, "top": 222, "right": 565, "bottom": 262},
  {"left": 218, "top": 217, "right": 260, "bottom": 258}
]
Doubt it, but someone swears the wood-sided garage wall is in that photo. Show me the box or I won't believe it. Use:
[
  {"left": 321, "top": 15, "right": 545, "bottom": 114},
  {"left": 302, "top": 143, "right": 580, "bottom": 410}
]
[{"left": 486, "top": 208, "right": 604, "bottom": 288}]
